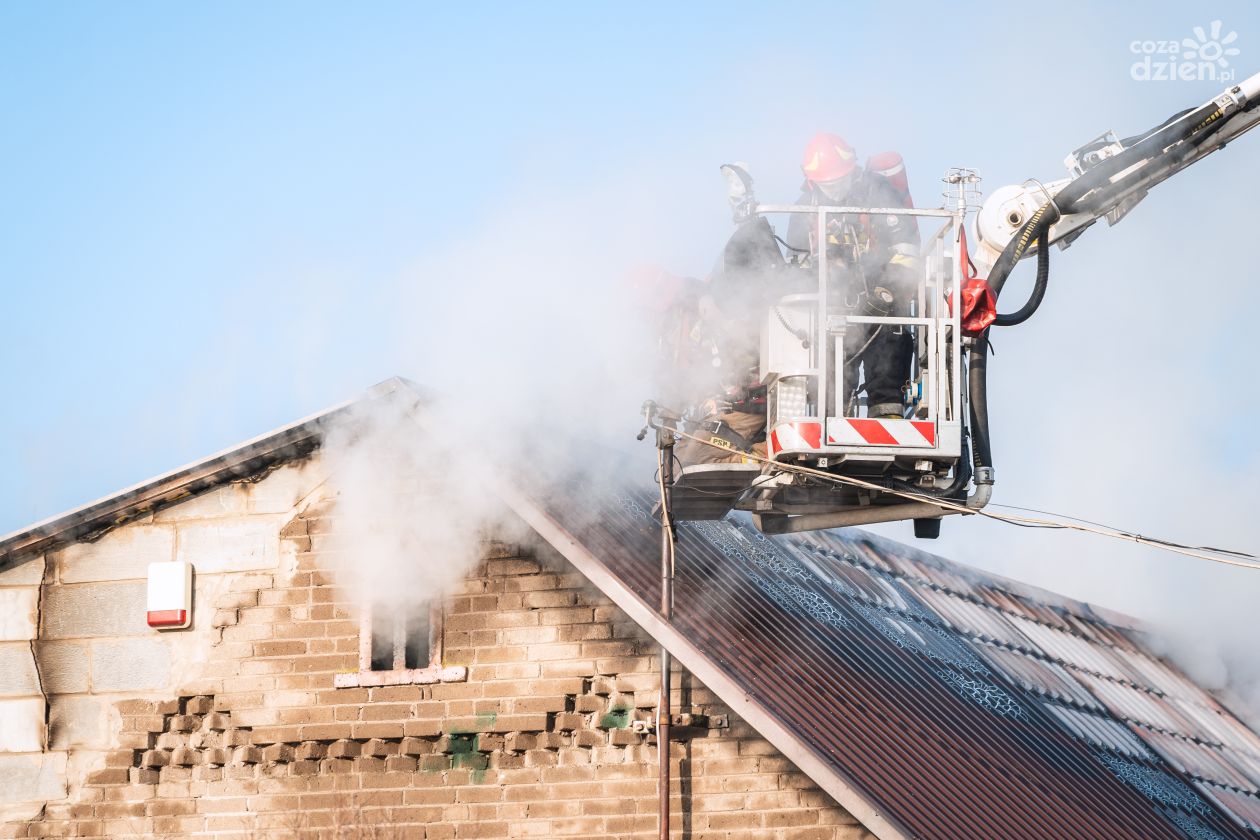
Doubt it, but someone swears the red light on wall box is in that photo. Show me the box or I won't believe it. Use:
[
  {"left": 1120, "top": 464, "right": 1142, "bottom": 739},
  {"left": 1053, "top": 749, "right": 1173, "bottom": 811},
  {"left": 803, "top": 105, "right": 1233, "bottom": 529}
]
[
  {"left": 146, "top": 609, "right": 188, "bottom": 628},
  {"left": 147, "top": 560, "right": 193, "bottom": 630}
]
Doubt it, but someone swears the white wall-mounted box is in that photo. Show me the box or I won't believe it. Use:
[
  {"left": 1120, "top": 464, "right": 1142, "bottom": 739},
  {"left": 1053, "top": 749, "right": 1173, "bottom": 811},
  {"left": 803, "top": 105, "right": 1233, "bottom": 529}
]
[{"left": 147, "top": 560, "right": 192, "bottom": 629}]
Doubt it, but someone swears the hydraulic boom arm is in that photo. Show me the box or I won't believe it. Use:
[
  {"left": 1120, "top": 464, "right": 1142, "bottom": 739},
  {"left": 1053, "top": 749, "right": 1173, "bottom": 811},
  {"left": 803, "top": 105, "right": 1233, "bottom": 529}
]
[{"left": 974, "top": 70, "right": 1260, "bottom": 274}]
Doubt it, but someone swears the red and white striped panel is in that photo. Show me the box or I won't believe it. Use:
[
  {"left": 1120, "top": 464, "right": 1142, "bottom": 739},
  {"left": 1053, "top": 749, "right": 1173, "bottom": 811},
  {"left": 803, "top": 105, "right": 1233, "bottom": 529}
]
[
  {"left": 768, "top": 421, "right": 823, "bottom": 456},
  {"left": 826, "top": 418, "right": 936, "bottom": 447}
]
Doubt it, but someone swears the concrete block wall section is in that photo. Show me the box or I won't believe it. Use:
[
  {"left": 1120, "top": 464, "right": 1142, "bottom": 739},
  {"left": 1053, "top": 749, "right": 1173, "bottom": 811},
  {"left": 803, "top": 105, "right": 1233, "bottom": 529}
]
[
  {"left": 0, "top": 700, "right": 44, "bottom": 754},
  {"left": 0, "top": 754, "right": 66, "bottom": 821},
  {"left": 0, "top": 458, "right": 330, "bottom": 820},
  {"left": 0, "top": 590, "right": 38, "bottom": 641},
  {"left": 58, "top": 526, "right": 175, "bottom": 585},
  {"left": 47, "top": 696, "right": 109, "bottom": 751},
  {"left": 40, "top": 582, "right": 150, "bottom": 639},
  {"left": 0, "top": 561, "right": 42, "bottom": 587},
  {"left": 88, "top": 639, "right": 172, "bottom": 693},
  {"left": 0, "top": 553, "right": 46, "bottom": 820},
  {"left": 30, "top": 643, "right": 88, "bottom": 695},
  {"left": 0, "top": 647, "right": 41, "bottom": 698}
]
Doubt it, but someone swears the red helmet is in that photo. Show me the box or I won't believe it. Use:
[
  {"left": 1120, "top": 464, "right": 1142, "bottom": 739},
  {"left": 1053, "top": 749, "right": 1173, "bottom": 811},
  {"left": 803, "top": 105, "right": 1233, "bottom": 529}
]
[{"left": 801, "top": 132, "right": 857, "bottom": 183}]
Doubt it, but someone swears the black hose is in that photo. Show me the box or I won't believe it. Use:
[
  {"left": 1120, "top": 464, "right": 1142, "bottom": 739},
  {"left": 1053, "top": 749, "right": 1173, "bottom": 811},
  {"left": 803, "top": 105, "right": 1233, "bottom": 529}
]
[
  {"left": 1120, "top": 108, "right": 1193, "bottom": 146},
  {"left": 1070, "top": 110, "right": 1233, "bottom": 217},
  {"left": 986, "top": 202, "right": 1062, "bottom": 302},
  {"left": 1054, "top": 99, "right": 1221, "bottom": 214},
  {"left": 969, "top": 339, "right": 993, "bottom": 472},
  {"left": 773, "top": 233, "right": 809, "bottom": 254},
  {"left": 886, "top": 429, "right": 973, "bottom": 500},
  {"left": 987, "top": 97, "right": 1225, "bottom": 301},
  {"left": 993, "top": 215, "right": 1052, "bottom": 327}
]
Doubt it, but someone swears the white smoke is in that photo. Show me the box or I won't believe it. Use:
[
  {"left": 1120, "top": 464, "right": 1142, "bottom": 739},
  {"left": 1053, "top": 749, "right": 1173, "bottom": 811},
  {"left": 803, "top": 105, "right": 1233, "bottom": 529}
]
[
  {"left": 311, "top": 103, "right": 1260, "bottom": 724},
  {"left": 317, "top": 393, "right": 501, "bottom": 611},
  {"left": 312, "top": 183, "right": 697, "bottom": 609}
]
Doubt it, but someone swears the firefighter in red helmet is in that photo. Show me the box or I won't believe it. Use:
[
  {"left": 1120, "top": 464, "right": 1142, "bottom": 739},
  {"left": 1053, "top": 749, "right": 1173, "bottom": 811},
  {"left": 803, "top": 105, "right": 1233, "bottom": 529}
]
[
  {"left": 671, "top": 165, "right": 784, "bottom": 466},
  {"left": 786, "top": 132, "right": 920, "bottom": 419}
]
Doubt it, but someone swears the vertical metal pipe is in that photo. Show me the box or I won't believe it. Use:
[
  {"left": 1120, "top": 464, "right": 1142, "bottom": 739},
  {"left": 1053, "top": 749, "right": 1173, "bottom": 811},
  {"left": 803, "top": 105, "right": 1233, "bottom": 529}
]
[{"left": 657, "top": 427, "right": 674, "bottom": 840}]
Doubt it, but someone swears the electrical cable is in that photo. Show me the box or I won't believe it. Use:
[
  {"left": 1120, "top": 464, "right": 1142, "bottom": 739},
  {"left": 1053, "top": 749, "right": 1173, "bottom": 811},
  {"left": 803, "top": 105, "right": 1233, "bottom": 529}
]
[
  {"left": 661, "top": 424, "right": 1260, "bottom": 570},
  {"left": 774, "top": 306, "right": 811, "bottom": 348},
  {"left": 988, "top": 502, "right": 1147, "bottom": 534},
  {"left": 986, "top": 503, "right": 1254, "bottom": 557}
]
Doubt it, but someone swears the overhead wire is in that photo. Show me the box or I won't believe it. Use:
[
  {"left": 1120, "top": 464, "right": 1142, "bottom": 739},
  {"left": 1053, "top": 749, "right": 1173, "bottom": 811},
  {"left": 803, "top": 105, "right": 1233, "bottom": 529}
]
[
  {"left": 662, "top": 425, "right": 1260, "bottom": 570},
  {"left": 987, "top": 502, "right": 1256, "bottom": 557}
]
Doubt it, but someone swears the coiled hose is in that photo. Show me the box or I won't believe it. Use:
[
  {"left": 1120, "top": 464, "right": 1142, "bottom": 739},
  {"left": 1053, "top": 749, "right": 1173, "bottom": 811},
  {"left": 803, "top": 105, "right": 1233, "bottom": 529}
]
[{"left": 993, "top": 214, "right": 1053, "bottom": 327}]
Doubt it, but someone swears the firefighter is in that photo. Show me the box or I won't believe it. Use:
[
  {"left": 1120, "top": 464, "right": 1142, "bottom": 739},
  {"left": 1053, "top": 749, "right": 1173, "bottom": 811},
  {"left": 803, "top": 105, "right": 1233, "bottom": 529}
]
[
  {"left": 628, "top": 259, "right": 768, "bottom": 466},
  {"left": 628, "top": 265, "right": 716, "bottom": 412},
  {"left": 673, "top": 189, "right": 785, "bottom": 466},
  {"left": 786, "top": 132, "right": 920, "bottom": 419}
]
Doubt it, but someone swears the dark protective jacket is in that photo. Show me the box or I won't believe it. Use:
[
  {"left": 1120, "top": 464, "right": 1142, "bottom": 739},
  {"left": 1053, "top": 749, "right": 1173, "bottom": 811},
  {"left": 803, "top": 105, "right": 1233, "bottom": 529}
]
[
  {"left": 785, "top": 171, "right": 921, "bottom": 414},
  {"left": 784, "top": 170, "right": 920, "bottom": 284}
]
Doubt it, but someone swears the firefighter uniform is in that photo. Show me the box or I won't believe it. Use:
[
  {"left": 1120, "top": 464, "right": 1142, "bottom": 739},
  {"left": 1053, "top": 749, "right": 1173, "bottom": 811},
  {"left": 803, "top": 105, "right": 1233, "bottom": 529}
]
[{"left": 785, "top": 169, "right": 920, "bottom": 417}]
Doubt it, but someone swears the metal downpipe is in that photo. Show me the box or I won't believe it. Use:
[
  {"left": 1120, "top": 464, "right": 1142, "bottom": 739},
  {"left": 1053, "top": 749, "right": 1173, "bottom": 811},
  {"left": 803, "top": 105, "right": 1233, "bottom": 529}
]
[{"left": 657, "top": 428, "right": 674, "bottom": 840}]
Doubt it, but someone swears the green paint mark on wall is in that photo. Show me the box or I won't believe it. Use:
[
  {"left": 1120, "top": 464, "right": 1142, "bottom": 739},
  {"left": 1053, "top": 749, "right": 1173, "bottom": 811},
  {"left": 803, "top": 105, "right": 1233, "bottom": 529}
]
[
  {"left": 448, "top": 734, "right": 476, "bottom": 755},
  {"left": 448, "top": 710, "right": 498, "bottom": 737},
  {"left": 453, "top": 752, "right": 488, "bottom": 771},
  {"left": 600, "top": 707, "right": 631, "bottom": 729}
]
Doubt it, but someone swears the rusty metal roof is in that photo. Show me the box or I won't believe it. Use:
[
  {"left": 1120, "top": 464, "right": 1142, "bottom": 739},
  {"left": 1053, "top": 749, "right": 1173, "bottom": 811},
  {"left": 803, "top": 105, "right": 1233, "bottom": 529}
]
[{"left": 509, "top": 475, "right": 1260, "bottom": 840}]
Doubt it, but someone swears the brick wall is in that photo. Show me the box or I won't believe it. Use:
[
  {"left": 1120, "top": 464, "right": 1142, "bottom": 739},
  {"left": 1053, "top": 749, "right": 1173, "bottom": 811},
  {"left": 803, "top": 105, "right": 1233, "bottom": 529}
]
[{"left": 2, "top": 460, "right": 874, "bottom": 839}]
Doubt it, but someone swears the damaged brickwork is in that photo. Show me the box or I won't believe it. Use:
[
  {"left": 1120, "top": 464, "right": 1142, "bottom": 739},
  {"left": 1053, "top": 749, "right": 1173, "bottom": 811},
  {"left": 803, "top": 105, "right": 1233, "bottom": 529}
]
[{"left": 3, "top": 462, "right": 874, "bottom": 839}]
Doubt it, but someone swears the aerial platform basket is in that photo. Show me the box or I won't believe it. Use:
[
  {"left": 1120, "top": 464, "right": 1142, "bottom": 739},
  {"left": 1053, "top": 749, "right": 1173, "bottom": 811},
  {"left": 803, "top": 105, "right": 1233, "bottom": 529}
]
[{"left": 670, "top": 180, "right": 991, "bottom": 538}]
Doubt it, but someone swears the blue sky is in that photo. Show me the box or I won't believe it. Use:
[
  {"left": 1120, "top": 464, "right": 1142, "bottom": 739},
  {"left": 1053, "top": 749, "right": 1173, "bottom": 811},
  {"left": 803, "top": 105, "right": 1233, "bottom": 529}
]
[{"left": 3, "top": 2, "right": 1259, "bottom": 665}]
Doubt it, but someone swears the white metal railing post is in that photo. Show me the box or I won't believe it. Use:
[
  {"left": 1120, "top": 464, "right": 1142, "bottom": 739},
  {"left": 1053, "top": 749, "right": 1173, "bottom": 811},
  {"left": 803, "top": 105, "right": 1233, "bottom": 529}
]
[{"left": 817, "top": 208, "right": 829, "bottom": 420}]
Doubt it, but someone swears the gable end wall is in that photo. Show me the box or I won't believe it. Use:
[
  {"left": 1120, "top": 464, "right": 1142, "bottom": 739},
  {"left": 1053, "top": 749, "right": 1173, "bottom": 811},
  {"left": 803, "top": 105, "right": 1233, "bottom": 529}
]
[{"left": 2, "top": 461, "right": 873, "bottom": 839}]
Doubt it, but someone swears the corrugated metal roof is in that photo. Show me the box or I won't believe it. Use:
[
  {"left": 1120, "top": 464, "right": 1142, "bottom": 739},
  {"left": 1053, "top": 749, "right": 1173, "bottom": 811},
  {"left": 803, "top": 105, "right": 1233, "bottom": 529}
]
[
  {"left": 1199, "top": 783, "right": 1260, "bottom": 832},
  {"left": 1111, "top": 645, "right": 1211, "bottom": 704},
  {"left": 1041, "top": 702, "right": 1155, "bottom": 759},
  {"left": 1137, "top": 727, "right": 1257, "bottom": 792},
  {"left": 1072, "top": 670, "right": 1199, "bottom": 735},
  {"left": 909, "top": 585, "right": 1046, "bottom": 653},
  {"left": 515, "top": 477, "right": 1260, "bottom": 840},
  {"left": 976, "top": 645, "right": 1104, "bottom": 711}
]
